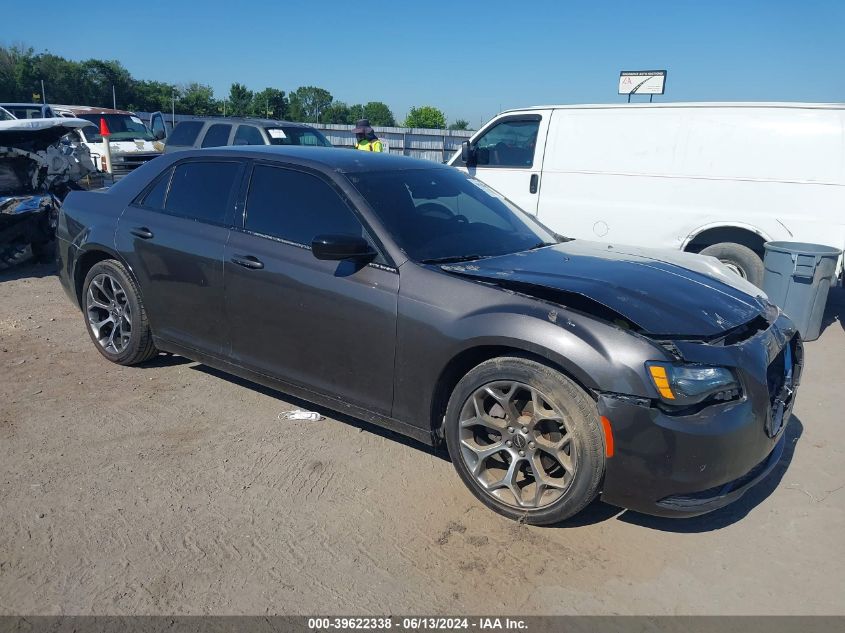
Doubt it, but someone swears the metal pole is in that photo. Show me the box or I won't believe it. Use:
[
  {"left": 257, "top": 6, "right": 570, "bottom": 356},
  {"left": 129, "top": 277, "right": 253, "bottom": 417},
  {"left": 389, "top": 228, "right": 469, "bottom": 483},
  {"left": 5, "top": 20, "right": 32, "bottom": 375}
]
[
  {"left": 112, "top": 85, "right": 116, "bottom": 109},
  {"left": 172, "top": 92, "right": 176, "bottom": 126},
  {"left": 41, "top": 80, "right": 46, "bottom": 104}
]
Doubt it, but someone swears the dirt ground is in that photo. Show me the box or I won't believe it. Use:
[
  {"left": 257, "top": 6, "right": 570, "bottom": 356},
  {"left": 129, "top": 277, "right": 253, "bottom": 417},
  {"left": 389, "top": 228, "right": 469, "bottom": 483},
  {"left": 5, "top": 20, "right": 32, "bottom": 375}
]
[{"left": 1, "top": 262, "right": 843, "bottom": 616}]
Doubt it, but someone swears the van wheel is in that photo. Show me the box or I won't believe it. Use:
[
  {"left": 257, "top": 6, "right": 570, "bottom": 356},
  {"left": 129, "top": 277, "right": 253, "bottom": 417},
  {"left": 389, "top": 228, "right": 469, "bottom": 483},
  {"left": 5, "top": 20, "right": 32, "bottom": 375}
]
[
  {"left": 444, "top": 357, "right": 605, "bottom": 525},
  {"left": 700, "top": 242, "right": 764, "bottom": 287}
]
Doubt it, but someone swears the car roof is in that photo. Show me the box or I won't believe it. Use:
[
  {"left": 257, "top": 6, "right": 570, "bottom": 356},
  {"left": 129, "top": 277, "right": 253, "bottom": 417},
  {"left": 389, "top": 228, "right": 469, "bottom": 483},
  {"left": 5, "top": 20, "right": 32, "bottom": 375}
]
[
  {"left": 178, "top": 145, "right": 447, "bottom": 173},
  {"left": 175, "top": 117, "right": 317, "bottom": 128},
  {"left": 52, "top": 105, "right": 137, "bottom": 116}
]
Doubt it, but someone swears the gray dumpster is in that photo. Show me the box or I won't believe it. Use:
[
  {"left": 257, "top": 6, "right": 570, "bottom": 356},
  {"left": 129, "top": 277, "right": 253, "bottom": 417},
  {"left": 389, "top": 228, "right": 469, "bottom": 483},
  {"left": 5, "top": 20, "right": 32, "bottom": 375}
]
[{"left": 762, "top": 241, "right": 842, "bottom": 341}]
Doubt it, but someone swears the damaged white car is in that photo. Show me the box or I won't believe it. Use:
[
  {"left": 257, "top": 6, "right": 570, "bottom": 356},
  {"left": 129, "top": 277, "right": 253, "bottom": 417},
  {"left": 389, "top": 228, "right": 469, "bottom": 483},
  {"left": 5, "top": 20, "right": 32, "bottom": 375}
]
[{"left": 0, "top": 117, "right": 98, "bottom": 269}]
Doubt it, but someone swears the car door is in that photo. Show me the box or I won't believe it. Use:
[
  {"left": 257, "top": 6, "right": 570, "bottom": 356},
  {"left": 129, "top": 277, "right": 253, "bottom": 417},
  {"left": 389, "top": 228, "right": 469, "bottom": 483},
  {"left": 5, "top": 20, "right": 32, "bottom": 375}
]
[
  {"left": 451, "top": 112, "right": 550, "bottom": 214},
  {"left": 224, "top": 161, "right": 399, "bottom": 415},
  {"left": 115, "top": 158, "right": 245, "bottom": 356},
  {"left": 148, "top": 111, "right": 167, "bottom": 141}
]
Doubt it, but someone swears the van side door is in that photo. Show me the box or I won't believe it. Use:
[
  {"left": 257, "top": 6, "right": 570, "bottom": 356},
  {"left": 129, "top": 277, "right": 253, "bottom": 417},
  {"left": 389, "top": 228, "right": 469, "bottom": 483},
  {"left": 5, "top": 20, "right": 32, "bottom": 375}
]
[{"left": 450, "top": 110, "right": 551, "bottom": 214}]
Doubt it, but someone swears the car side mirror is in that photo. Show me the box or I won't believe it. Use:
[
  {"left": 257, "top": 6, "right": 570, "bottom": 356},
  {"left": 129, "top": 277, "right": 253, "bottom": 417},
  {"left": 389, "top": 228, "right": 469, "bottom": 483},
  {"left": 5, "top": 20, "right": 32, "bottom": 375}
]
[
  {"left": 460, "top": 140, "right": 476, "bottom": 165},
  {"left": 153, "top": 128, "right": 166, "bottom": 141},
  {"left": 311, "top": 234, "right": 376, "bottom": 261}
]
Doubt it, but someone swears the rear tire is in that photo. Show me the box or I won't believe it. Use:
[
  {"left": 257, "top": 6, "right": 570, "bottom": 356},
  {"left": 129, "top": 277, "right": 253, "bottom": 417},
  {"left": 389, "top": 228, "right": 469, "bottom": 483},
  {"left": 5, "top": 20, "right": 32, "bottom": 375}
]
[
  {"left": 82, "top": 259, "right": 157, "bottom": 365},
  {"left": 700, "top": 242, "right": 764, "bottom": 287},
  {"left": 444, "top": 357, "right": 605, "bottom": 525}
]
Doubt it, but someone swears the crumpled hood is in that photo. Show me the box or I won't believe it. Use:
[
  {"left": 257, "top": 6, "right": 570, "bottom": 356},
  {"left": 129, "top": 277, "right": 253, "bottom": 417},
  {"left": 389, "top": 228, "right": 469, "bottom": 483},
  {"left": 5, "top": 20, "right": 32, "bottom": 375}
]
[{"left": 441, "top": 240, "right": 768, "bottom": 337}]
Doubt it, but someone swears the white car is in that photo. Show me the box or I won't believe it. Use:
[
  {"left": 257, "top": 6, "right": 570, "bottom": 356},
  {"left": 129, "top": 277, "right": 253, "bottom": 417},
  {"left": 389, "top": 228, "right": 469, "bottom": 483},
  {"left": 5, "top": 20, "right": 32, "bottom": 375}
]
[{"left": 451, "top": 102, "right": 845, "bottom": 286}]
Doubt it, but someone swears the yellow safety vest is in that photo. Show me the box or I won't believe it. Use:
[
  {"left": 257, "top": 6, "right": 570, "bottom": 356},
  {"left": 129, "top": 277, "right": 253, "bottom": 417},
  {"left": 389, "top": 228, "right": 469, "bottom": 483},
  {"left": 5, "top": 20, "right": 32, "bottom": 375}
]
[{"left": 356, "top": 139, "right": 383, "bottom": 152}]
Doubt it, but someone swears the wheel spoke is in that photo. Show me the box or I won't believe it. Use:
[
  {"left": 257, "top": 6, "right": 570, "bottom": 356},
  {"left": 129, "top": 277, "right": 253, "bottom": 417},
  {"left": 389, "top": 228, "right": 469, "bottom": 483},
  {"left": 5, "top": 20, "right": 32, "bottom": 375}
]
[
  {"left": 460, "top": 439, "right": 506, "bottom": 476},
  {"left": 89, "top": 315, "right": 113, "bottom": 337},
  {"left": 460, "top": 414, "right": 508, "bottom": 433}
]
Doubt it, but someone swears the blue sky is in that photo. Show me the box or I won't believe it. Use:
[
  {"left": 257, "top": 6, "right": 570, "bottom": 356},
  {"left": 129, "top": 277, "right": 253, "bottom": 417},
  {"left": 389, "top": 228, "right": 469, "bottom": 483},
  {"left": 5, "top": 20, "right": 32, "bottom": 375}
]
[{"left": 3, "top": 0, "right": 844, "bottom": 125}]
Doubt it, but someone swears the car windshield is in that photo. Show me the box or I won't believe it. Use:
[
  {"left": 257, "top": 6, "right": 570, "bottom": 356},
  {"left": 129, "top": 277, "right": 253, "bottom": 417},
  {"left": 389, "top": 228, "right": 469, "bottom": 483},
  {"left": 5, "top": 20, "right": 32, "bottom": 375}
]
[
  {"left": 265, "top": 126, "right": 331, "bottom": 147},
  {"left": 348, "top": 168, "right": 557, "bottom": 263},
  {"left": 78, "top": 113, "right": 155, "bottom": 143},
  {"left": 0, "top": 107, "right": 15, "bottom": 121}
]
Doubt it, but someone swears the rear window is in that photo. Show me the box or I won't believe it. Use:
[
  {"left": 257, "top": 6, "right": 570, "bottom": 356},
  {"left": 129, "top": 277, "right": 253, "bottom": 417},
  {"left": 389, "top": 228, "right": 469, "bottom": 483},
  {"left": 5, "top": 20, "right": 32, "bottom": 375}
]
[
  {"left": 167, "top": 121, "right": 204, "bottom": 147},
  {"left": 201, "top": 124, "right": 232, "bottom": 148},
  {"left": 165, "top": 161, "right": 242, "bottom": 224}
]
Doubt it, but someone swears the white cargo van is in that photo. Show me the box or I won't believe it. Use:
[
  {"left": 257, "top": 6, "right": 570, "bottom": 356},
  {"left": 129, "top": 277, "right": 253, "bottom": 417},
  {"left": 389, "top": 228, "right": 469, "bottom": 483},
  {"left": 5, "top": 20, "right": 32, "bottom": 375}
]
[{"left": 450, "top": 103, "right": 845, "bottom": 286}]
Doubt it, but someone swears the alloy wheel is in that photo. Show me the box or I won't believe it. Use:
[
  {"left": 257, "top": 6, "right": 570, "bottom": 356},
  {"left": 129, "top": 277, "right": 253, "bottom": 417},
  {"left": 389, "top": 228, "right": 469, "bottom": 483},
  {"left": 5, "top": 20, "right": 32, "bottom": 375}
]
[
  {"left": 458, "top": 381, "right": 577, "bottom": 509},
  {"left": 86, "top": 272, "right": 132, "bottom": 355}
]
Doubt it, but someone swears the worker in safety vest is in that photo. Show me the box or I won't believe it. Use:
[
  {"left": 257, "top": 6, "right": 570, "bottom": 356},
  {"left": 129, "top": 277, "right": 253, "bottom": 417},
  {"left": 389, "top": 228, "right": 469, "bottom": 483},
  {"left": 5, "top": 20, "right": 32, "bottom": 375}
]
[{"left": 353, "top": 118, "right": 383, "bottom": 152}]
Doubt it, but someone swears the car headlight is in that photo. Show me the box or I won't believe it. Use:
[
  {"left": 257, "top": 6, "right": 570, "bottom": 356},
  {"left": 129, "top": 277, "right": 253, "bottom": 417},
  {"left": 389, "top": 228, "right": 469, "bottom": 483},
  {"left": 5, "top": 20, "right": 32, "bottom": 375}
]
[{"left": 646, "top": 363, "right": 741, "bottom": 406}]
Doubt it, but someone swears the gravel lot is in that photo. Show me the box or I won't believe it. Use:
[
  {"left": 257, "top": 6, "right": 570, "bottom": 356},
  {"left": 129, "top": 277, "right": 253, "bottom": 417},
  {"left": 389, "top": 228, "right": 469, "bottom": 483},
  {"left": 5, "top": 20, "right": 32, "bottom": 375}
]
[{"left": 1, "top": 262, "right": 843, "bottom": 616}]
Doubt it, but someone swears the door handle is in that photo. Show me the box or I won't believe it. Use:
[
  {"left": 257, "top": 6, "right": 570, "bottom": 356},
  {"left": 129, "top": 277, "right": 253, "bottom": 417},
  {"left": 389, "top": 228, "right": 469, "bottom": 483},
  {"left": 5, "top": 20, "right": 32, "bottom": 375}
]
[
  {"left": 130, "top": 226, "right": 154, "bottom": 239},
  {"left": 529, "top": 173, "right": 539, "bottom": 194},
  {"left": 230, "top": 255, "right": 264, "bottom": 270}
]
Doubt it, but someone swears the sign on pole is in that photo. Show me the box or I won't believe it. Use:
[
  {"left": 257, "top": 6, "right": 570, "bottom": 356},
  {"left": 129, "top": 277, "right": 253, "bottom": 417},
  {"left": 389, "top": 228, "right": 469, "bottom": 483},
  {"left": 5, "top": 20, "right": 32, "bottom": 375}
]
[{"left": 618, "top": 70, "right": 667, "bottom": 96}]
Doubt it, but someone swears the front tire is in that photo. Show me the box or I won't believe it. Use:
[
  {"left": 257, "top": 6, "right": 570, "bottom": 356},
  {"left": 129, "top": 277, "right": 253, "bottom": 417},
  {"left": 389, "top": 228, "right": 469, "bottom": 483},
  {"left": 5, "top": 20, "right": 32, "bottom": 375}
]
[
  {"left": 445, "top": 357, "right": 605, "bottom": 525},
  {"left": 700, "top": 242, "right": 764, "bottom": 287},
  {"left": 82, "top": 259, "right": 157, "bottom": 365}
]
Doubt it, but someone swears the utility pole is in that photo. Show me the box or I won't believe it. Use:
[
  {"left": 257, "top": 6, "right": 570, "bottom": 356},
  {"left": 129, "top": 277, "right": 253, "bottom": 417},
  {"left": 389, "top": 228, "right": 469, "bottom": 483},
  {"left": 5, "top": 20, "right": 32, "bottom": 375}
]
[
  {"left": 41, "top": 80, "right": 46, "bottom": 104},
  {"left": 171, "top": 90, "right": 176, "bottom": 127},
  {"left": 112, "top": 85, "right": 116, "bottom": 109}
]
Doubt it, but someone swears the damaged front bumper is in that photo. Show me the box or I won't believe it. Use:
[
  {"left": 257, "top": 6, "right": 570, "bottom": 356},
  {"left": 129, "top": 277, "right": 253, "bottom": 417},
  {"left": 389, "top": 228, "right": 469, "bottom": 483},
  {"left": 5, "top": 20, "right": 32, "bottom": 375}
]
[{"left": 597, "top": 313, "right": 802, "bottom": 518}]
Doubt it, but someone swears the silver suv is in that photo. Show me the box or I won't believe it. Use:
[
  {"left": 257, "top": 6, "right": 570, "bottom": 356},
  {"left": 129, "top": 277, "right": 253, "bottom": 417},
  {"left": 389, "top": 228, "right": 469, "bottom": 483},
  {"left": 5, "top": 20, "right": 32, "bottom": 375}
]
[{"left": 159, "top": 116, "right": 332, "bottom": 154}]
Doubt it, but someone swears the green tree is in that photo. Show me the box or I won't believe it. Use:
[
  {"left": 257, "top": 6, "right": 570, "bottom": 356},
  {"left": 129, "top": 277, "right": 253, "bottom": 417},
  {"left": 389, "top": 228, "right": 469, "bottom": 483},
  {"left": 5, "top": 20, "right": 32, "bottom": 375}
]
[
  {"left": 177, "top": 83, "right": 217, "bottom": 115},
  {"left": 289, "top": 86, "right": 333, "bottom": 122},
  {"left": 404, "top": 105, "right": 446, "bottom": 129},
  {"left": 448, "top": 119, "right": 470, "bottom": 131},
  {"left": 361, "top": 101, "right": 396, "bottom": 127},
  {"left": 227, "top": 82, "right": 253, "bottom": 116},
  {"left": 320, "top": 101, "right": 354, "bottom": 124},
  {"left": 127, "top": 80, "right": 176, "bottom": 113},
  {"left": 252, "top": 87, "right": 288, "bottom": 119}
]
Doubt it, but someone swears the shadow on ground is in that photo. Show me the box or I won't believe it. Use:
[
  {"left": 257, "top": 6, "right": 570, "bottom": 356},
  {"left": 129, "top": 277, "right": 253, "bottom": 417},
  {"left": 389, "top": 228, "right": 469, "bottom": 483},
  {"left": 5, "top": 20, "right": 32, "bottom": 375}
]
[
  {"left": 0, "top": 260, "right": 57, "bottom": 282},
  {"left": 191, "top": 364, "right": 448, "bottom": 461}
]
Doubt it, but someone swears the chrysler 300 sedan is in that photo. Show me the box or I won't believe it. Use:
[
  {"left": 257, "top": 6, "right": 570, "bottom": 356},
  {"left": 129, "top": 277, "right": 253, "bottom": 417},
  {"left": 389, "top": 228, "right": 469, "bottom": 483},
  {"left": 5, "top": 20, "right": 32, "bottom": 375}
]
[{"left": 56, "top": 146, "right": 802, "bottom": 524}]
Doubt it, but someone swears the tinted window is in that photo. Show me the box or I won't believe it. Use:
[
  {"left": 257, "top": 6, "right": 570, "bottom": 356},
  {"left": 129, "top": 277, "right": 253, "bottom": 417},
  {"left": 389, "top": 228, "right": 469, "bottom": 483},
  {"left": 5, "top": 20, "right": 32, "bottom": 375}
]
[
  {"left": 167, "top": 121, "right": 203, "bottom": 147},
  {"left": 266, "top": 127, "right": 332, "bottom": 147},
  {"left": 233, "top": 125, "right": 265, "bottom": 145},
  {"left": 348, "top": 168, "right": 554, "bottom": 262},
  {"left": 140, "top": 169, "right": 172, "bottom": 209},
  {"left": 245, "top": 165, "right": 362, "bottom": 244},
  {"left": 165, "top": 161, "right": 241, "bottom": 224},
  {"left": 474, "top": 118, "right": 540, "bottom": 167},
  {"left": 201, "top": 124, "right": 232, "bottom": 148}
]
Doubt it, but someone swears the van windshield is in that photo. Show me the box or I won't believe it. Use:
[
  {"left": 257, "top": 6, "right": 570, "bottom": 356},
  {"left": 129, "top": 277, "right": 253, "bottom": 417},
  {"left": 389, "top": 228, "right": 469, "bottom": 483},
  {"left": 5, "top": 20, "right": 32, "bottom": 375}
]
[{"left": 78, "top": 114, "right": 155, "bottom": 143}]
